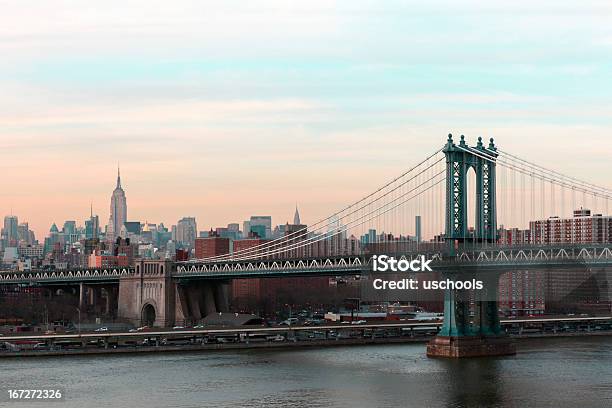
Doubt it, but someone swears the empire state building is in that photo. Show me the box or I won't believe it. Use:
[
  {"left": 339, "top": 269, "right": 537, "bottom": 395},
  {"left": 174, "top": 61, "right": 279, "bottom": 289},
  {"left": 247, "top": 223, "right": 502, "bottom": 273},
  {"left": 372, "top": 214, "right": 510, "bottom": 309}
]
[{"left": 107, "top": 166, "right": 127, "bottom": 242}]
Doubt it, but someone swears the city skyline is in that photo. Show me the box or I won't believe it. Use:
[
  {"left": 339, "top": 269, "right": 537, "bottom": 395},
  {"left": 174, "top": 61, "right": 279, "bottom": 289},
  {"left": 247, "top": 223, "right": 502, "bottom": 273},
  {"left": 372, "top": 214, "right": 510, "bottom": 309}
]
[
  {"left": 0, "top": 140, "right": 609, "bottom": 239},
  {"left": 4, "top": 1, "right": 612, "bottom": 236},
  {"left": 0, "top": 167, "right": 313, "bottom": 241}
]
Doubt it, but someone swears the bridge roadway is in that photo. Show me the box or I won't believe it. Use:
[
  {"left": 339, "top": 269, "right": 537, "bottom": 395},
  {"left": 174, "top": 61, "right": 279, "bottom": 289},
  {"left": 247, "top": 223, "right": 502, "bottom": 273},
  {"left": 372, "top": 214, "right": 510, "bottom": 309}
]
[
  {"left": 174, "top": 244, "right": 612, "bottom": 280},
  {"left": 0, "top": 266, "right": 134, "bottom": 285},
  {"left": 2, "top": 316, "right": 611, "bottom": 343},
  {"left": 1, "top": 244, "right": 612, "bottom": 285},
  {"left": 2, "top": 316, "right": 611, "bottom": 358}
]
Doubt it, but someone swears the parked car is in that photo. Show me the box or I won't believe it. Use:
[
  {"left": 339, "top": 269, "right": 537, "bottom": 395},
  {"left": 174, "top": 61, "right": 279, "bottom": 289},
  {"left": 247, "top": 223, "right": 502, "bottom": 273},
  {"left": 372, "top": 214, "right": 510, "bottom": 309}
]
[{"left": 95, "top": 327, "right": 108, "bottom": 332}]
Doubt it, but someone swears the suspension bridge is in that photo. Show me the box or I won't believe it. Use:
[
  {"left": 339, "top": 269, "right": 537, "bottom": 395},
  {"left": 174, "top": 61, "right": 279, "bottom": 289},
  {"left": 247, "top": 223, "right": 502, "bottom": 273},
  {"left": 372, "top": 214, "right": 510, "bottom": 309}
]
[
  {"left": 2, "top": 134, "right": 612, "bottom": 357},
  {"left": 180, "top": 134, "right": 612, "bottom": 264}
]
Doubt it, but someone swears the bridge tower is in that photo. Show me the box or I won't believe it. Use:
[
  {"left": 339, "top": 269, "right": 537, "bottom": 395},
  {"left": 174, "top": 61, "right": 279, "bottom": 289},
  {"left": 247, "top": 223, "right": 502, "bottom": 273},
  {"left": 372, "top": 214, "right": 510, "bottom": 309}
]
[
  {"left": 443, "top": 133, "right": 498, "bottom": 245},
  {"left": 428, "top": 134, "right": 515, "bottom": 357}
]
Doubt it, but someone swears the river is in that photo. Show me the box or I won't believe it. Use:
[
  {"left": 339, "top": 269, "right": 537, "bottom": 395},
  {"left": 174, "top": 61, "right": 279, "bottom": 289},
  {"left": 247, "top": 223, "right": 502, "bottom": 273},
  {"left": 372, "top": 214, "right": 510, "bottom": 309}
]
[{"left": 1, "top": 337, "right": 611, "bottom": 407}]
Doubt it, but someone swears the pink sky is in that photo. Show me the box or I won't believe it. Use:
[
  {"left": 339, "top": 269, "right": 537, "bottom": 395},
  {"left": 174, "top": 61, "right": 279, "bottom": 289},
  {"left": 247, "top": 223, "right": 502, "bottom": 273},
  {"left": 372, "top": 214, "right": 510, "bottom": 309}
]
[
  {"left": 3, "top": 1, "right": 612, "bottom": 238},
  {"left": 3, "top": 125, "right": 612, "bottom": 239}
]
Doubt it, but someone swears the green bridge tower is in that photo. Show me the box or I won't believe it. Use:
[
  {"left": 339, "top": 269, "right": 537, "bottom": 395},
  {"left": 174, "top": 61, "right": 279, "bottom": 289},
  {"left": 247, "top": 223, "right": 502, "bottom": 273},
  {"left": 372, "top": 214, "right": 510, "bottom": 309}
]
[
  {"left": 444, "top": 133, "right": 498, "bottom": 245},
  {"left": 427, "top": 134, "right": 515, "bottom": 358}
]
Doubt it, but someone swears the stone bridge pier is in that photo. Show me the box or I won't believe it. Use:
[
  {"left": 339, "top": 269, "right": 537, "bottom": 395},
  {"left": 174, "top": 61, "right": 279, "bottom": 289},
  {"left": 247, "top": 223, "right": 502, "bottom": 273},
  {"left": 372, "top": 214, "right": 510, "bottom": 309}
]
[
  {"left": 118, "top": 260, "right": 229, "bottom": 327},
  {"left": 78, "top": 283, "right": 118, "bottom": 316},
  {"left": 427, "top": 271, "right": 515, "bottom": 358},
  {"left": 175, "top": 281, "right": 230, "bottom": 325}
]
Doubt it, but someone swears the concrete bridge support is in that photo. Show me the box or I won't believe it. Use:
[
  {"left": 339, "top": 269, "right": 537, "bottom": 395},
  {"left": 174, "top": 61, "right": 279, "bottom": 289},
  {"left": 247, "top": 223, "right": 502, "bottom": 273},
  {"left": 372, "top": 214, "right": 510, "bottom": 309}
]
[
  {"left": 78, "top": 284, "right": 98, "bottom": 313},
  {"left": 118, "top": 260, "right": 175, "bottom": 327},
  {"left": 117, "top": 259, "right": 230, "bottom": 327},
  {"left": 102, "top": 285, "right": 118, "bottom": 317},
  {"left": 214, "top": 282, "right": 230, "bottom": 313},
  {"left": 76, "top": 284, "right": 116, "bottom": 317},
  {"left": 174, "top": 281, "right": 230, "bottom": 326},
  {"left": 202, "top": 283, "right": 217, "bottom": 317},
  {"left": 187, "top": 285, "right": 204, "bottom": 321},
  {"left": 427, "top": 271, "right": 515, "bottom": 358},
  {"left": 79, "top": 283, "right": 86, "bottom": 311}
]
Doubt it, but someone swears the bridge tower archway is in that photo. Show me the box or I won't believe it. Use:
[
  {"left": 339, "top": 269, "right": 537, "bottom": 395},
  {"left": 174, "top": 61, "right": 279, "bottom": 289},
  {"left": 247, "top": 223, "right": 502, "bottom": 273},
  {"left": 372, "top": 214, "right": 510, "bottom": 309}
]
[{"left": 141, "top": 303, "right": 156, "bottom": 327}]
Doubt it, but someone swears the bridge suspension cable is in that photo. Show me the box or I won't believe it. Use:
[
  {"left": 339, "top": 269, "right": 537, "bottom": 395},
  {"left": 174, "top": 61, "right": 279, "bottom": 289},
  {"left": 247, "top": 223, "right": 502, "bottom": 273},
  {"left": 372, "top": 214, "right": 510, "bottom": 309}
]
[
  {"left": 213, "top": 172, "right": 446, "bottom": 262},
  {"left": 192, "top": 148, "right": 445, "bottom": 262},
  {"left": 456, "top": 144, "right": 612, "bottom": 203},
  {"left": 191, "top": 139, "right": 612, "bottom": 263},
  {"left": 456, "top": 143, "right": 612, "bottom": 241},
  {"left": 499, "top": 150, "right": 612, "bottom": 196}
]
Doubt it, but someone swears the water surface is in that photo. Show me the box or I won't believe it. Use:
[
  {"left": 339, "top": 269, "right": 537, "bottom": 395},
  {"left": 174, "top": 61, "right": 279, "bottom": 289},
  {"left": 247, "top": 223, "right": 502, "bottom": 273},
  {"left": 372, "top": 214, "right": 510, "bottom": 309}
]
[{"left": 1, "top": 337, "right": 611, "bottom": 408}]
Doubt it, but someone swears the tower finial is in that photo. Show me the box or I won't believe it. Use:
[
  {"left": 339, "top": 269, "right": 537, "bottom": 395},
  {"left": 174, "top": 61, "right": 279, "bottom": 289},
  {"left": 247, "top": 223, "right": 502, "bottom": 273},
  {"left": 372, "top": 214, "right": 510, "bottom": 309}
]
[
  {"left": 117, "top": 163, "right": 121, "bottom": 188},
  {"left": 293, "top": 203, "right": 301, "bottom": 225},
  {"left": 488, "top": 137, "right": 496, "bottom": 151}
]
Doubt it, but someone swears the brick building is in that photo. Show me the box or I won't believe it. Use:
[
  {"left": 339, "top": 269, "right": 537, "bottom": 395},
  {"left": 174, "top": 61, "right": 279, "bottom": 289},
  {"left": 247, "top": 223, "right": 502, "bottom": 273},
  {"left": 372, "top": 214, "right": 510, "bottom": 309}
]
[{"left": 194, "top": 230, "right": 230, "bottom": 259}]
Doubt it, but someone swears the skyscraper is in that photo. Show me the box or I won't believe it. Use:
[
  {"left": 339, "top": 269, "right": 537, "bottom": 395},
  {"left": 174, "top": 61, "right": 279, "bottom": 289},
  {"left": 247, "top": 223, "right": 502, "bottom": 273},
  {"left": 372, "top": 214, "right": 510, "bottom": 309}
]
[
  {"left": 85, "top": 204, "right": 100, "bottom": 239},
  {"left": 2, "top": 215, "right": 18, "bottom": 245},
  {"left": 249, "top": 216, "right": 272, "bottom": 239},
  {"left": 176, "top": 217, "right": 197, "bottom": 248},
  {"left": 17, "top": 222, "right": 31, "bottom": 244},
  {"left": 107, "top": 166, "right": 127, "bottom": 242},
  {"left": 62, "top": 220, "right": 77, "bottom": 235},
  {"left": 293, "top": 205, "right": 301, "bottom": 225}
]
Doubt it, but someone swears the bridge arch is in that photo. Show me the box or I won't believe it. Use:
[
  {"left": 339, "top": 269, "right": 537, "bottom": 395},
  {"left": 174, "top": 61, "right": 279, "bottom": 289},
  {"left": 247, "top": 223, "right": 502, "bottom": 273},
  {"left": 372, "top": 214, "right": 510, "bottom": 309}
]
[
  {"left": 466, "top": 165, "right": 477, "bottom": 234},
  {"left": 141, "top": 302, "right": 157, "bottom": 327}
]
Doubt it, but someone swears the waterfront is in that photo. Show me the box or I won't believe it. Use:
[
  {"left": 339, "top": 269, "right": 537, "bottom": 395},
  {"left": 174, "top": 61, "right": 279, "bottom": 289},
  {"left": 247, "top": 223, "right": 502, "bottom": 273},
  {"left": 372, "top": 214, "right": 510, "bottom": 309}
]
[{"left": 1, "top": 337, "right": 610, "bottom": 408}]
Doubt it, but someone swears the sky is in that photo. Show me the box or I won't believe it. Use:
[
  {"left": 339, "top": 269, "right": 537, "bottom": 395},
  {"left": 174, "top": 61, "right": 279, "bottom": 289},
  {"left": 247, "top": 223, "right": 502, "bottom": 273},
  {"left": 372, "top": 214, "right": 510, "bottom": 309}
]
[{"left": 2, "top": 0, "right": 612, "bottom": 238}]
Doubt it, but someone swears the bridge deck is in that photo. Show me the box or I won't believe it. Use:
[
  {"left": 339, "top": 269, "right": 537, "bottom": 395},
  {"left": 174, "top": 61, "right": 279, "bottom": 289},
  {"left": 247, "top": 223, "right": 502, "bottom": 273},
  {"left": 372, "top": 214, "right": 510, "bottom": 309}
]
[{"left": 1, "top": 245, "right": 612, "bottom": 284}]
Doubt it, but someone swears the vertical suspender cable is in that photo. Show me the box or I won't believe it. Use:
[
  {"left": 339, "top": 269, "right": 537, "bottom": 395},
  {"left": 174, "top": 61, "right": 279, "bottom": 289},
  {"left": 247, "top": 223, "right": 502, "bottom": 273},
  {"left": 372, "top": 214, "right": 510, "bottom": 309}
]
[{"left": 521, "top": 165, "right": 526, "bottom": 230}]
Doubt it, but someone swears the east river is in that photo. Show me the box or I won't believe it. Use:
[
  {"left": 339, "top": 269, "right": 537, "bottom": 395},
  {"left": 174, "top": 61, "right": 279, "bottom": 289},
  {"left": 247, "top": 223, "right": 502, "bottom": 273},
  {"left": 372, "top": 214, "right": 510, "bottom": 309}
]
[{"left": 1, "top": 337, "right": 611, "bottom": 407}]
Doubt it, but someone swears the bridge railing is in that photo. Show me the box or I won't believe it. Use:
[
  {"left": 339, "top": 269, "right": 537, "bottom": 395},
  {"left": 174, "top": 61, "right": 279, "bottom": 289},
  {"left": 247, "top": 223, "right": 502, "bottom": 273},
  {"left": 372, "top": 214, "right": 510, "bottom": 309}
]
[{"left": 0, "top": 267, "right": 136, "bottom": 283}]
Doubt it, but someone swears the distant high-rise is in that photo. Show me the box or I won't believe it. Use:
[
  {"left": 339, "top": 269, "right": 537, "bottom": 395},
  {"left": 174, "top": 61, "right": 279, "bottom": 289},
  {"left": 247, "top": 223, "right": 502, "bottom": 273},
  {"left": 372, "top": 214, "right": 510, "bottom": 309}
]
[
  {"left": 85, "top": 204, "right": 100, "bottom": 239},
  {"left": 108, "top": 166, "right": 127, "bottom": 242},
  {"left": 243, "top": 221, "right": 251, "bottom": 237},
  {"left": 17, "top": 222, "right": 33, "bottom": 244},
  {"left": 293, "top": 205, "right": 301, "bottom": 225},
  {"left": 2, "top": 215, "right": 18, "bottom": 245},
  {"left": 249, "top": 216, "right": 272, "bottom": 239},
  {"left": 44, "top": 223, "right": 60, "bottom": 254},
  {"left": 176, "top": 217, "right": 197, "bottom": 248},
  {"left": 415, "top": 215, "right": 422, "bottom": 243},
  {"left": 62, "top": 220, "right": 76, "bottom": 235}
]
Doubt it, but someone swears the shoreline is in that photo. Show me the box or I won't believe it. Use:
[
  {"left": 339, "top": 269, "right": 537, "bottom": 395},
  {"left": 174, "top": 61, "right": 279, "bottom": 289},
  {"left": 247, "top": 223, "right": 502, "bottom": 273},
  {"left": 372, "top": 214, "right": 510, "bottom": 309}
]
[{"left": 2, "top": 331, "right": 611, "bottom": 359}]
